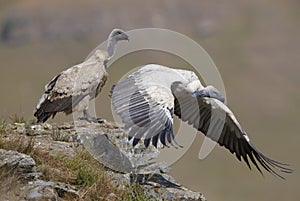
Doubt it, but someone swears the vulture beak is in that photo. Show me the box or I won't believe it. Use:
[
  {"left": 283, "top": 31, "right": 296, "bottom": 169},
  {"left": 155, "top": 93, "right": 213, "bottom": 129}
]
[
  {"left": 192, "top": 90, "right": 208, "bottom": 98},
  {"left": 123, "top": 33, "right": 129, "bottom": 41}
]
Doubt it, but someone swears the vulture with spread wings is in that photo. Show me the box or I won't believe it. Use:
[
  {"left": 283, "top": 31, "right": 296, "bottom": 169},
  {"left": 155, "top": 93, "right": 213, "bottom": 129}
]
[
  {"left": 111, "top": 64, "right": 292, "bottom": 179},
  {"left": 34, "top": 29, "right": 129, "bottom": 123}
]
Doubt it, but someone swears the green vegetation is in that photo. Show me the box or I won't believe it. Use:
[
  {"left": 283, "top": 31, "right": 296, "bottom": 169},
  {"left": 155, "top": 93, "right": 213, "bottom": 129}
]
[
  {"left": 9, "top": 114, "right": 26, "bottom": 124},
  {"left": 0, "top": 121, "right": 154, "bottom": 201},
  {"left": 34, "top": 147, "right": 153, "bottom": 200},
  {"left": 0, "top": 120, "right": 7, "bottom": 134},
  {"left": 28, "top": 119, "right": 37, "bottom": 125},
  {"left": 126, "top": 184, "right": 153, "bottom": 201}
]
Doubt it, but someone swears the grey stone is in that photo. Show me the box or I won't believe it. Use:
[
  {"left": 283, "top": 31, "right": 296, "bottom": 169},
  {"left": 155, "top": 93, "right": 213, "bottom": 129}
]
[
  {"left": 2, "top": 121, "right": 206, "bottom": 201},
  {"left": 53, "top": 182, "right": 78, "bottom": 198},
  {"left": 106, "top": 192, "right": 119, "bottom": 200},
  {"left": 26, "top": 186, "right": 58, "bottom": 201},
  {"left": 73, "top": 121, "right": 206, "bottom": 201},
  {"left": 30, "top": 125, "right": 45, "bottom": 135},
  {"left": 0, "top": 149, "right": 35, "bottom": 176},
  {"left": 13, "top": 123, "right": 26, "bottom": 134},
  {"left": 79, "top": 132, "right": 133, "bottom": 173},
  {"left": 26, "top": 190, "right": 43, "bottom": 200}
]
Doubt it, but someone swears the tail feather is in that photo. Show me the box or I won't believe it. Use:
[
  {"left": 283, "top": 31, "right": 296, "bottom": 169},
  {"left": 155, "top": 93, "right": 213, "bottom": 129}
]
[
  {"left": 35, "top": 112, "right": 55, "bottom": 123},
  {"left": 34, "top": 95, "right": 57, "bottom": 123},
  {"left": 34, "top": 93, "right": 84, "bottom": 123},
  {"left": 34, "top": 93, "right": 63, "bottom": 123}
]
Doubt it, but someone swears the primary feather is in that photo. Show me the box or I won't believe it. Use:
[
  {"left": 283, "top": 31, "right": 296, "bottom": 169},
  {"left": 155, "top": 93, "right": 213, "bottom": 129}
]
[{"left": 111, "top": 64, "right": 293, "bottom": 179}]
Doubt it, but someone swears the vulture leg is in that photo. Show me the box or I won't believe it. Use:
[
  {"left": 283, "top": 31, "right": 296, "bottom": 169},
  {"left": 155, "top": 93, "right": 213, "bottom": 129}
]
[
  {"left": 82, "top": 109, "right": 104, "bottom": 123},
  {"left": 75, "top": 96, "right": 103, "bottom": 123}
]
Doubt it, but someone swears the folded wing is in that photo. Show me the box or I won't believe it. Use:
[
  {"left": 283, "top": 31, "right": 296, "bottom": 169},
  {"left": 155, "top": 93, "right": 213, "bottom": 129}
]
[{"left": 34, "top": 58, "right": 106, "bottom": 123}]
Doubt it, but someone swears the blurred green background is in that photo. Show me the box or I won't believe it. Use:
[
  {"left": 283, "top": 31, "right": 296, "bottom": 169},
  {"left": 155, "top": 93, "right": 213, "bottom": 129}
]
[{"left": 0, "top": 0, "right": 299, "bottom": 200}]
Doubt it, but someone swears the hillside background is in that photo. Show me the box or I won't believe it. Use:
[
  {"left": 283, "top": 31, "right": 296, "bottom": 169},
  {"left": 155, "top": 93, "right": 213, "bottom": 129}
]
[{"left": 0, "top": 0, "right": 299, "bottom": 200}]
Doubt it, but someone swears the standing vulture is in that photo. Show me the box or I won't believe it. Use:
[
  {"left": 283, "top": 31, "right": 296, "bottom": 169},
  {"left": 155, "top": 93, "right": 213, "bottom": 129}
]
[
  {"left": 111, "top": 64, "right": 292, "bottom": 179},
  {"left": 34, "top": 29, "right": 129, "bottom": 123}
]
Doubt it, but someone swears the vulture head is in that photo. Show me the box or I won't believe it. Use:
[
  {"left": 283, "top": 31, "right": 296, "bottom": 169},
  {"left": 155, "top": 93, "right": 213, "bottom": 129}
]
[
  {"left": 172, "top": 81, "right": 225, "bottom": 103},
  {"left": 109, "top": 29, "right": 129, "bottom": 42},
  {"left": 107, "top": 29, "right": 129, "bottom": 60},
  {"left": 193, "top": 85, "right": 225, "bottom": 103}
]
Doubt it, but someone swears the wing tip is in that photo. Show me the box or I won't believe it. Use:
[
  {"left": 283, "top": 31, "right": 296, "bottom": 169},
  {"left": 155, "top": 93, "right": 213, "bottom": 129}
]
[{"left": 247, "top": 142, "right": 293, "bottom": 179}]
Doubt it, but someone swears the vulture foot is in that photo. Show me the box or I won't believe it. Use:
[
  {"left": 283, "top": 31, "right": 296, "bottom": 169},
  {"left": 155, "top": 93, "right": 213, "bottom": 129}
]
[
  {"left": 79, "top": 116, "right": 104, "bottom": 123},
  {"left": 81, "top": 110, "right": 104, "bottom": 123}
]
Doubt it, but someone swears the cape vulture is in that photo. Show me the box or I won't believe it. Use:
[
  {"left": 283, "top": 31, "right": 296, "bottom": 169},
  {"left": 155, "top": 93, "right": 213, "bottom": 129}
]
[
  {"left": 34, "top": 29, "right": 129, "bottom": 123},
  {"left": 111, "top": 64, "right": 292, "bottom": 179}
]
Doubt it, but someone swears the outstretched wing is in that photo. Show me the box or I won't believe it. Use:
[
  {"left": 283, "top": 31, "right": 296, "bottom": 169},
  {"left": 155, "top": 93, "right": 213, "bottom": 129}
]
[
  {"left": 111, "top": 72, "right": 177, "bottom": 148},
  {"left": 171, "top": 82, "right": 292, "bottom": 178},
  {"left": 34, "top": 58, "right": 107, "bottom": 123}
]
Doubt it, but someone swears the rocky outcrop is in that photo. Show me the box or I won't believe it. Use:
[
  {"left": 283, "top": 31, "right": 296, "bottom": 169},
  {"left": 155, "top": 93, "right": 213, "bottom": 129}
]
[
  {"left": 0, "top": 121, "right": 206, "bottom": 201},
  {"left": 0, "top": 148, "right": 79, "bottom": 201},
  {"left": 0, "top": 149, "right": 36, "bottom": 179}
]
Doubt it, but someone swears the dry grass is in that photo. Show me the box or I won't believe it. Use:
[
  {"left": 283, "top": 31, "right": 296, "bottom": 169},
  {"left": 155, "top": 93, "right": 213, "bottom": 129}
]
[
  {"left": 0, "top": 164, "right": 21, "bottom": 190},
  {"left": 126, "top": 184, "right": 153, "bottom": 201},
  {"left": 0, "top": 122, "right": 153, "bottom": 201},
  {"left": 0, "top": 120, "right": 7, "bottom": 135},
  {"left": 0, "top": 132, "right": 34, "bottom": 201},
  {"left": 9, "top": 114, "right": 27, "bottom": 124},
  {"left": 0, "top": 134, "right": 35, "bottom": 155},
  {"left": 50, "top": 127, "right": 71, "bottom": 142},
  {"left": 0, "top": 164, "right": 22, "bottom": 201},
  {"left": 32, "top": 147, "right": 151, "bottom": 200}
]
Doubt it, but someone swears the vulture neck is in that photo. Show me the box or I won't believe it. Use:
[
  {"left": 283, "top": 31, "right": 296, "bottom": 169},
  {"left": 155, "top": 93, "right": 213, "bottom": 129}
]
[{"left": 107, "top": 37, "right": 117, "bottom": 61}]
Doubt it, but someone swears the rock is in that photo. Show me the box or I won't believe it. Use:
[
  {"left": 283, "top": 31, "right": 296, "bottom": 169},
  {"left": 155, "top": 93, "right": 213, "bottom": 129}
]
[
  {"left": 25, "top": 181, "right": 78, "bottom": 201},
  {"left": 75, "top": 121, "right": 164, "bottom": 173},
  {"left": 74, "top": 121, "right": 206, "bottom": 201},
  {"left": 106, "top": 193, "right": 119, "bottom": 200},
  {"left": 13, "top": 123, "right": 26, "bottom": 134},
  {"left": 0, "top": 149, "right": 36, "bottom": 179},
  {"left": 24, "top": 180, "right": 79, "bottom": 201},
  {"left": 145, "top": 185, "right": 206, "bottom": 201},
  {"left": 1, "top": 121, "right": 206, "bottom": 201},
  {"left": 35, "top": 139, "right": 75, "bottom": 157},
  {"left": 0, "top": 149, "right": 79, "bottom": 201},
  {"left": 26, "top": 185, "right": 58, "bottom": 201},
  {"left": 5, "top": 122, "right": 76, "bottom": 156},
  {"left": 26, "top": 190, "right": 43, "bottom": 200},
  {"left": 53, "top": 182, "right": 78, "bottom": 198},
  {"left": 42, "top": 123, "right": 52, "bottom": 130},
  {"left": 58, "top": 123, "right": 73, "bottom": 130},
  {"left": 79, "top": 132, "right": 133, "bottom": 173},
  {"left": 30, "top": 125, "right": 46, "bottom": 135},
  {"left": 130, "top": 173, "right": 180, "bottom": 188}
]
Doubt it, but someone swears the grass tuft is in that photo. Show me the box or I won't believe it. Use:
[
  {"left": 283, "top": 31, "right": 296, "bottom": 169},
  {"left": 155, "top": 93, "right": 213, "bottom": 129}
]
[
  {"left": 0, "top": 120, "right": 7, "bottom": 135},
  {"left": 51, "top": 128, "right": 70, "bottom": 142},
  {"left": 125, "top": 184, "right": 153, "bottom": 201},
  {"left": 9, "top": 114, "right": 26, "bottom": 124},
  {"left": 28, "top": 119, "right": 37, "bottom": 125},
  {"left": 0, "top": 121, "right": 156, "bottom": 201},
  {"left": 0, "top": 164, "right": 21, "bottom": 198},
  {"left": 0, "top": 134, "right": 35, "bottom": 155}
]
